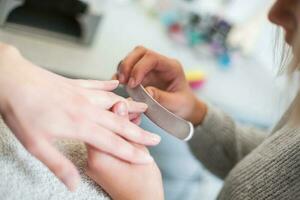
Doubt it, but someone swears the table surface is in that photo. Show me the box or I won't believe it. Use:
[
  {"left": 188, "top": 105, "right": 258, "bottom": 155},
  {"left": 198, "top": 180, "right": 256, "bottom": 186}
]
[{"left": 0, "top": 1, "right": 294, "bottom": 127}]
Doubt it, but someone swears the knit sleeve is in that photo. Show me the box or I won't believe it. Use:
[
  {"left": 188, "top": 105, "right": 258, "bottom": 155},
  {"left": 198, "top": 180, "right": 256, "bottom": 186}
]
[{"left": 188, "top": 105, "right": 268, "bottom": 179}]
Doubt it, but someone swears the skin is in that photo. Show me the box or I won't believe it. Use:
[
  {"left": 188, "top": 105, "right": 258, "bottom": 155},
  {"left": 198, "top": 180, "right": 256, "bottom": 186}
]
[
  {"left": 115, "top": 48, "right": 207, "bottom": 126},
  {"left": 86, "top": 102, "right": 164, "bottom": 200},
  {"left": 86, "top": 0, "right": 300, "bottom": 199},
  {"left": 268, "top": 0, "right": 300, "bottom": 46},
  {"left": 0, "top": 44, "right": 162, "bottom": 191}
]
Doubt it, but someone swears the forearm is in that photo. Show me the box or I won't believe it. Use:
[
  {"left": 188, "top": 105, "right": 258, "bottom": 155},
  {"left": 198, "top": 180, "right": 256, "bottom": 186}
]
[
  {"left": 186, "top": 94, "right": 208, "bottom": 126},
  {"left": 0, "top": 44, "right": 41, "bottom": 115},
  {"left": 188, "top": 104, "right": 268, "bottom": 179},
  {"left": 0, "top": 43, "right": 22, "bottom": 114}
]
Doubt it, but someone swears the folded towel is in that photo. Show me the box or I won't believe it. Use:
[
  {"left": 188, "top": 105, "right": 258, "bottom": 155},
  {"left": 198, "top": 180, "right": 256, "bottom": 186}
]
[{"left": 0, "top": 118, "right": 109, "bottom": 200}]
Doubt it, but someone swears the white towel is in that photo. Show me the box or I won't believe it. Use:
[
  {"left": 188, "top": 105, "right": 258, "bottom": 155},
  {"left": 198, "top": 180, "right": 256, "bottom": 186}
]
[{"left": 0, "top": 118, "right": 110, "bottom": 200}]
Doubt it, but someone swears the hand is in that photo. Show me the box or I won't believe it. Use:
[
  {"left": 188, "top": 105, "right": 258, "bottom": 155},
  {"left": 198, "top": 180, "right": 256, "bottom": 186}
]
[
  {"left": 115, "top": 46, "right": 207, "bottom": 125},
  {"left": 86, "top": 102, "right": 164, "bottom": 200},
  {"left": 0, "top": 44, "right": 161, "bottom": 191}
]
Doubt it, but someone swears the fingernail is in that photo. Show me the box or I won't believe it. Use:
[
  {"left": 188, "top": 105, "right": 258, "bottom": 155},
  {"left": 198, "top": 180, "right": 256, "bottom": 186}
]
[
  {"left": 149, "top": 133, "right": 161, "bottom": 144},
  {"left": 117, "top": 102, "right": 128, "bottom": 116},
  {"left": 129, "top": 77, "right": 136, "bottom": 88},
  {"left": 62, "top": 173, "right": 80, "bottom": 192},
  {"left": 117, "top": 60, "right": 123, "bottom": 70}
]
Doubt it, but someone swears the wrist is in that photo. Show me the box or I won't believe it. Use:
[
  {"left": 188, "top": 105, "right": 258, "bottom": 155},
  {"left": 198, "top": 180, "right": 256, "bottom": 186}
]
[
  {"left": 187, "top": 96, "right": 207, "bottom": 126},
  {"left": 0, "top": 44, "right": 22, "bottom": 113}
]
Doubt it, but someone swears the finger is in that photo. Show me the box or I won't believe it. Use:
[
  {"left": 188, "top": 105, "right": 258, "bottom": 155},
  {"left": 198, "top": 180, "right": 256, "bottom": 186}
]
[
  {"left": 84, "top": 90, "right": 123, "bottom": 109},
  {"left": 129, "top": 113, "right": 140, "bottom": 121},
  {"left": 112, "top": 101, "right": 129, "bottom": 119},
  {"left": 91, "top": 109, "right": 160, "bottom": 146},
  {"left": 127, "top": 100, "right": 148, "bottom": 113},
  {"left": 86, "top": 144, "right": 150, "bottom": 174},
  {"left": 111, "top": 74, "right": 118, "bottom": 80},
  {"left": 25, "top": 138, "right": 80, "bottom": 191},
  {"left": 113, "top": 102, "right": 142, "bottom": 125},
  {"left": 118, "top": 46, "right": 147, "bottom": 84},
  {"left": 117, "top": 60, "right": 123, "bottom": 71},
  {"left": 87, "top": 143, "right": 149, "bottom": 168},
  {"left": 145, "top": 86, "right": 177, "bottom": 111},
  {"left": 131, "top": 116, "right": 142, "bottom": 125},
  {"left": 127, "top": 97, "right": 148, "bottom": 113},
  {"left": 73, "top": 79, "right": 119, "bottom": 91},
  {"left": 80, "top": 124, "right": 153, "bottom": 164},
  {"left": 112, "top": 102, "right": 141, "bottom": 125},
  {"left": 129, "top": 53, "right": 178, "bottom": 88},
  {"left": 84, "top": 90, "right": 148, "bottom": 112},
  {"left": 127, "top": 52, "right": 159, "bottom": 88}
]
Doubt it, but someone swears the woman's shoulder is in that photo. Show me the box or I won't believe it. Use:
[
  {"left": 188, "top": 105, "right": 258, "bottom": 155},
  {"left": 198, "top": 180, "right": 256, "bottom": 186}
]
[{"left": 219, "top": 126, "right": 300, "bottom": 200}]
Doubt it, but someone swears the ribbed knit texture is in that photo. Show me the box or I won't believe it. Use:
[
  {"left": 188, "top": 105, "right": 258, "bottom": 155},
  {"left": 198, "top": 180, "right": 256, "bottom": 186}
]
[
  {"left": 1, "top": 105, "right": 300, "bottom": 200},
  {"left": 189, "top": 103, "right": 300, "bottom": 200},
  {"left": 0, "top": 119, "right": 109, "bottom": 200}
]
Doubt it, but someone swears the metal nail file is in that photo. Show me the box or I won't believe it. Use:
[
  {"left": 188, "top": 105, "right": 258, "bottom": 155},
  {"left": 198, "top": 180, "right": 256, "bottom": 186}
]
[{"left": 126, "top": 85, "right": 194, "bottom": 141}]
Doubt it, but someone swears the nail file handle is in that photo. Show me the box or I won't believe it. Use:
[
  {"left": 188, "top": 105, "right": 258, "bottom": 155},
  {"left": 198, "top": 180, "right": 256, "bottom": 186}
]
[{"left": 126, "top": 85, "right": 194, "bottom": 141}]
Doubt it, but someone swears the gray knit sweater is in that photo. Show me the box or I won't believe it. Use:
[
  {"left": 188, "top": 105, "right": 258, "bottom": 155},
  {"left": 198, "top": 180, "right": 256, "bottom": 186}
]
[
  {"left": 1, "top": 101, "right": 299, "bottom": 200},
  {"left": 0, "top": 119, "right": 109, "bottom": 200},
  {"left": 189, "top": 100, "right": 300, "bottom": 199}
]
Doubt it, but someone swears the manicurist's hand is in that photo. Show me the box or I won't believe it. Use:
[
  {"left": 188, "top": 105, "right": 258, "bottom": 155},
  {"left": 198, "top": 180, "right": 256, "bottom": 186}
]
[
  {"left": 0, "top": 44, "right": 161, "bottom": 191},
  {"left": 86, "top": 101, "right": 164, "bottom": 200},
  {"left": 115, "top": 46, "right": 207, "bottom": 125}
]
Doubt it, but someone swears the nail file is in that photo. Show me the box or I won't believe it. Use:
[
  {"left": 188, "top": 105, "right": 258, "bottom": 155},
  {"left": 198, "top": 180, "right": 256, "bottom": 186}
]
[{"left": 126, "top": 85, "right": 194, "bottom": 141}]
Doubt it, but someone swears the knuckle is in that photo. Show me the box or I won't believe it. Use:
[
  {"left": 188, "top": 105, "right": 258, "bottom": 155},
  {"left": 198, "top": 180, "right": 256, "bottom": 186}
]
[
  {"left": 172, "top": 59, "right": 184, "bottom": 74},
  {"left": 171, "top": 58, "right": 182, "bottom": 68},
  {"left": 145, "top": 50, "right": 155, "bottom": 58},
  {"left": 134, "top": 45, "right": 146, "bottom": 51},
  {"left": 144, "top": 51, "right": 159, "bottom": 66},
  {"left": 172, "top": 58, "right": 180, "bottom": 65},
  {"left": 71, "top": 93, "right": 88, "bottom": 107},
  {"left": 77, "top": 122, "right": 94, "bottom": 139},
  {"left": 68, "top": 110, "right": 86, "bottom": 125},
  {"left": 70, "top": 116, "right": 91, "bottom": 139}
]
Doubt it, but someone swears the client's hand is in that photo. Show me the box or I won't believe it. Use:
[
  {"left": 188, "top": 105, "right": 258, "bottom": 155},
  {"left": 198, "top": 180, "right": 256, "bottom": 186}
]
[
  {"left": 115, "top": 46, "right": 207, "bottom": 125},
  {"left": 86, "top": 102, "right": 164, "bottom": 200},
  {"left": 0, "top": 44, "right": 161, "bottom": 191}
]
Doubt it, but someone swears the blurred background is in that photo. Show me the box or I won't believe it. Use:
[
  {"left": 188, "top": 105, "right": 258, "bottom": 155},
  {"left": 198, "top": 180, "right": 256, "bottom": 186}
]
[{"left": 0, "top": 0, "right": 298, "bottom": 199}]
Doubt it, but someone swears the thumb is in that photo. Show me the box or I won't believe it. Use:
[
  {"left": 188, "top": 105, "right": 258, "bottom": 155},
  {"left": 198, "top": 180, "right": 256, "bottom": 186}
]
[{"left": 145, "top": 86, "right": 177, "bottom": 112}]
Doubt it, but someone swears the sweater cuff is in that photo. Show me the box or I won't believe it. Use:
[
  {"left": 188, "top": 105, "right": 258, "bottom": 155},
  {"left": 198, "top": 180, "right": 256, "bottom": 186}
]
[{"left": 194, "top": 104, "right": 229, "bottom": 135}]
